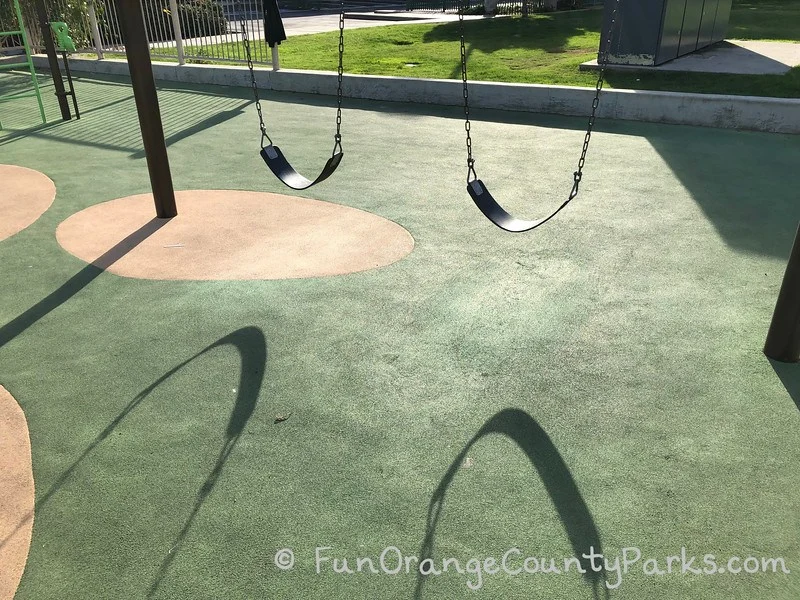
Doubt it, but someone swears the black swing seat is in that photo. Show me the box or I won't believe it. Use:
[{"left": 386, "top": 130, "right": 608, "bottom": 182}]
[
  {"left": 467, "top": 179, "right": 572, "bottom": 233},
  {"left": 261, "top": 145, "right": 343, "bottom": 191}
]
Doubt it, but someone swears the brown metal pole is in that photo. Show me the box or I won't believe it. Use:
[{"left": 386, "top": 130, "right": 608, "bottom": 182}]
[
  {"left": 116, "top": 0, "right": 177, "bottom": 218},
  {"left": 764, "top": 223, "right": 800, "bottom": 362},
  {"left": 33, "top": 0, "right": 70, "bottom": 121}
]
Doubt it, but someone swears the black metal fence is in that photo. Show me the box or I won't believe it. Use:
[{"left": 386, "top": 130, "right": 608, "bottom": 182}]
[{"left": 9, "top": 0, "right": 604, "bottom": 64}]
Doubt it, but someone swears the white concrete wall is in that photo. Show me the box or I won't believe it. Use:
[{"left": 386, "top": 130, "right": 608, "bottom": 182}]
[{"left": 33, "top": 56, "right": 800, "bottom": 134}]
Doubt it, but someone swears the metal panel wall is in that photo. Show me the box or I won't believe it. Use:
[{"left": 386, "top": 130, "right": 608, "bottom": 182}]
[
  {"left": 656, "top": 0, "right": 687, "bottom": 64},
  {"left": 711, "top": 0, "right": 733, "bottom": 43},
  {"left": 678, "top": 0, "right": 704, "bottom": 56},
  {"left": 696, "top": 0, "right": 719, "bottom": 48},
  {"left": 600, "top": 0, "right": 664, "bottom": 66}
]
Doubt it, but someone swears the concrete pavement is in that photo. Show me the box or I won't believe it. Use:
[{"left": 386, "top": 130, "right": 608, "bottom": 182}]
[{"left": 581, "top": 39, "right": 800, "bottom": 76}]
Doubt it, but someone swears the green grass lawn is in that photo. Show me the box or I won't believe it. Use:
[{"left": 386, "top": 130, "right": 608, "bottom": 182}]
[{"left": 112, "top": 0, "right": 800, "bottom": 98}]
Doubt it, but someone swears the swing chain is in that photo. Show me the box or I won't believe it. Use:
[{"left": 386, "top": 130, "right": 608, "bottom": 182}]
[
  {"left": 334, "top": 0, "right": 345, "bottom": 153},
  {"left": 458, "top": 4, "right": 476, "bottom": 183},
  {"left": 460, "top": 0, "right": 620, "bottom": 197},
  {"left": 570, "top": 0, "right": 620, "bottom": 199},
  {"left": 240, "top": 18, "right": 272, "bottom": 148}
]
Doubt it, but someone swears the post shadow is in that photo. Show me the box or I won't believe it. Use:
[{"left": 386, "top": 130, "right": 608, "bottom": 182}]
[
  {"left": 0, "top": 327, "right": 267, "bottom": 579},
  {"left": 415, "top": 408, "right": 608, "bottom": 599},
  {"left": 0, "top": 217, "right": 167, "bottom": 350},
  {"left": 1, "top": 96, "right": 248, "bottom": 156},
  {"left": 129, "top": 104, "right": 248, "bottom": 160},
  {"left": 0, "top": 91, "right": 136, "bottom": 149},
  {"left": 768, "top": 359, "right": 800, "bottom": 412}
]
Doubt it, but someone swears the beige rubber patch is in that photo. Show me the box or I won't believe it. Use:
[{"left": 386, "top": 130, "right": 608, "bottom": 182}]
[
  {"left": 0, "top": 165, "right": 56, "bottom": 242},
  {"left": 0, "top": 385, "right": 34, "bottom": 600},
  {"left": 56, "top": 190, "right": 414, "bottom": 280}
]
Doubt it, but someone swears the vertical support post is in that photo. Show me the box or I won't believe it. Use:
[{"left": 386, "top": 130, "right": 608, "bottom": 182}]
[
  {"left": 33, "top": 0, "right": 71, "bottom": 120},
  {"left": 764, "top": 223, "right": 800, "bottom": 363},
  {"left": 270, "top": 45, "right": 279, "bottom": 70},
  {"left": 168, "top": 0, "right": 185, "bottom": 65},
  {"left": 117, "top": 0, "right": 177, "bottom": 218},
  {"left": 61, "top": 51, "right": 80, "bottom": 118},
  {"left": 88, "top": 0, "right": 105, "bottom": 59}
]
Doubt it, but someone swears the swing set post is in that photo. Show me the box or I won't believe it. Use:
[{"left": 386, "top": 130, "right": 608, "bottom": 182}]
[
  {"left": 33, "top": 0, "right": 71, "bottom": 121},
  {"left": 116, "top": 0, "right": 177, "bottom": 218},
  {"left": 764, "top": 224, "right": 800, "bottom": 363}
]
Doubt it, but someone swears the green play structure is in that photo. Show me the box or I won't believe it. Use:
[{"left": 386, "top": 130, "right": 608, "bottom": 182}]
[
  {"left": 0, "top": 0, "right": 46, "bottom": 128},
  {"left": 49, "top": 20, "right": 75, "bottom": 52},
  {"left": 50, "top": 19, "right": 79, "bottom": 118}
]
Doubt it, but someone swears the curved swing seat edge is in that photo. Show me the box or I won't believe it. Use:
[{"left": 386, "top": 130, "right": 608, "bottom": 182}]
[
  {"left": 261, "top": 145, "right": 344, "bottom": 191},
  {"left": 467, "top": 179, "right": 553, "bottom": 233}
]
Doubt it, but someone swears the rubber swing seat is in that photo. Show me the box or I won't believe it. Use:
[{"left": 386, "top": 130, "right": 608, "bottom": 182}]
[
  {"left": 468, "top": 180, "right": 571, "bottom": 233},
  {"left": 261, "top": 145, "right": 343, "bottom": 191}
]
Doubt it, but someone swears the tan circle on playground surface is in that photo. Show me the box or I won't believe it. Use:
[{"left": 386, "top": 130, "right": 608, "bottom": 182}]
[
  {"left": 56, "top": 190, "right": 414, "bottom": 280},
  {"left": 0, "top": 386, "right": 35, "bottom": 600},
  {"left": 0, "top": 165, "right": 56, "bottom": 242}
]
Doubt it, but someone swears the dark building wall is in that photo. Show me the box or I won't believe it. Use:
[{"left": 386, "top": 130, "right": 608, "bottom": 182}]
[{"left": 599, "top": 0, "right": 733, "bottom": 67}]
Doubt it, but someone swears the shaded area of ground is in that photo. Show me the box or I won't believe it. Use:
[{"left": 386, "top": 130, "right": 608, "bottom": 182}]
[{"left": 1, "top": 74, "right": 798, "bottom": 600}]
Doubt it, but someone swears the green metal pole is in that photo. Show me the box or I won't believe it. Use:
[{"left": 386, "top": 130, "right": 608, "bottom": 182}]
[
  {"left": 2, "top": 0, "right": 46, "bottom": 125},
  {"left": 764, "top": 223, "right": 800, "bottom": 363}
]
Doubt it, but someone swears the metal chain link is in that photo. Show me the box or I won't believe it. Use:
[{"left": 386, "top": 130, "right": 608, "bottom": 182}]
[
  {"left": 458, "top": 4, "right": 476, "bottom": 183},
  {"left": 240, "top": 17, "right": 272, "bottom": 148},
  {"left": 334, "top": 0, "right": 344, "bottom": 153},
  {"left": 459, "top": 0, "right": 621, "bottom": 195},
  {"left": 239, "top": 1, "right": 345, "bottom": 154},
  {"left": 569, "top": 0, "right": 620, "bottom": 199}
]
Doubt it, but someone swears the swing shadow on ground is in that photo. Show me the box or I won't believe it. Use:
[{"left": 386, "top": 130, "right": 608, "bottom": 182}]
[
  {"left": 415, "top": 408, "right": 608, "bottom": 600},
  {"left": 769, "top": 359, "right": 800, "bottom": 412},
  {"left": 0, "top": 327, "right": 267, "bottom": 597},
  {"left": 145, "top": 327, "right": 267, "bottom": 596}
]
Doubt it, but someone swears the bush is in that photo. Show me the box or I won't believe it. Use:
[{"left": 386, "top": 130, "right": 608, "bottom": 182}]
[
  {"left": 0, "top": 1, "right": 26, "bottom": 49},
  {"left": 179, "top": 0, "right": 227, "bottom": 38},
  {"left": 0, "top": 0, "right": 93, "bottom": 51},
  {"left": 48, "top": 1, "right": 94, "bottom": 48},
  {"left": 0, "top": 2, "right": 15, "bottom": 32},
  {"left": 103, "top": 0, "right": 227, "bottom": 44}
]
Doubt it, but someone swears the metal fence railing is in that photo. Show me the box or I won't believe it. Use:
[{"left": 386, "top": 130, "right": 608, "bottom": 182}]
[
  {"left": 6, "top": 0, "right": 272, "bottom": 64},
  {"left": 5, "top": 0, "right": 605, "bottom": 66},
  {"left": 90, "top": 0, "right": 270, "bottom": 64},
  {"left": 12, "top": 0, "right": 94, "bottom": 52}
]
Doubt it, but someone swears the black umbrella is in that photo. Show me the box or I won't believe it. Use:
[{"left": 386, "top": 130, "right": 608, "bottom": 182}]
[{"left": 262, "top": 0, "right": 286, "bottom": 48}]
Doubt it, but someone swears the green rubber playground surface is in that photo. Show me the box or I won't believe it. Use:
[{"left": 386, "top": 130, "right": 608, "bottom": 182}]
[{"left": 1, "top": 73, "right": 799, "bottom": 599}]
